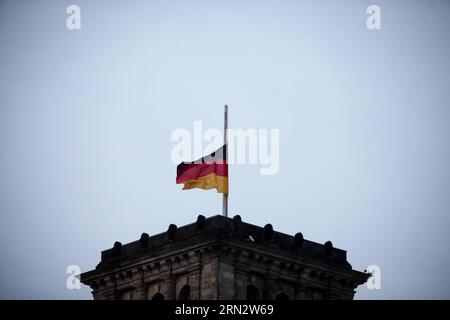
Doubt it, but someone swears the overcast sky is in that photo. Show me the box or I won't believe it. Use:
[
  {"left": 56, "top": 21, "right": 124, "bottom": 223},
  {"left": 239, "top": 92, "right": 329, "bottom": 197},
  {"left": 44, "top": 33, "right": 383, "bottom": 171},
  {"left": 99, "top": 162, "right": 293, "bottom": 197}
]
[{"left": 1, "top": 0, "right": 449, "bottom": 299}]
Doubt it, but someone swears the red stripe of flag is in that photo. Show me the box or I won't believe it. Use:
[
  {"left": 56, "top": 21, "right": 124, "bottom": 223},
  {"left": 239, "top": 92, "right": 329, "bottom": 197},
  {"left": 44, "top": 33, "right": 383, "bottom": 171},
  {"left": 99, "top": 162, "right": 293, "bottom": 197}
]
[{"left": 176, "top": 162, "right": 228, "bottom": 184}]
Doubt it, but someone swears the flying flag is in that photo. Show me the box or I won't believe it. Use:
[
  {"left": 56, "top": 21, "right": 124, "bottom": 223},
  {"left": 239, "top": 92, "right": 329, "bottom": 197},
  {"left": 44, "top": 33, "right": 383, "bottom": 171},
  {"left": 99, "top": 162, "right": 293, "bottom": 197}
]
[{"left": 176, "top": 145, "right": 228, "bottom": 194}]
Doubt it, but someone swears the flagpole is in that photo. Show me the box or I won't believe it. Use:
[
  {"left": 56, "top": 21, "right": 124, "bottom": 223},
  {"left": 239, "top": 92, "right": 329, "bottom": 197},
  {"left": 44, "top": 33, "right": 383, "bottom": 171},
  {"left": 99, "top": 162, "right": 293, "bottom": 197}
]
[{"left": 223, "top": 105, "right": 228, "bottom": 217}]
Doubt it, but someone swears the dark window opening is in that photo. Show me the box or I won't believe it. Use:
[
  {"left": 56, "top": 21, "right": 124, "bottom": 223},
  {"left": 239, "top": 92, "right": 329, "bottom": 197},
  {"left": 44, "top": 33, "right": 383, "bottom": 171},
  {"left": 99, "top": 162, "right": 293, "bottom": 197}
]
[
  {"left": 246, "top": 285, "right": 260, "bottom": 300},
  {"left": 178, "top": 285, "right": 191, "bottom": 300},
  {"left": 275, "top": 292, "right": 290, "bottom": 300},
  {"left": 152, "top": 292, "right": 165, "bottom": 301}
]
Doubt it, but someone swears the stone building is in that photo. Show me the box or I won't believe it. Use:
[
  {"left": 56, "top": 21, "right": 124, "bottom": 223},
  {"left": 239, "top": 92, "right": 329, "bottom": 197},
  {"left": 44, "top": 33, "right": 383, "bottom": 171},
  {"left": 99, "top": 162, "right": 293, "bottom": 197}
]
[{"left": 80, "top": 215, "right": 368, "bottom": 300}]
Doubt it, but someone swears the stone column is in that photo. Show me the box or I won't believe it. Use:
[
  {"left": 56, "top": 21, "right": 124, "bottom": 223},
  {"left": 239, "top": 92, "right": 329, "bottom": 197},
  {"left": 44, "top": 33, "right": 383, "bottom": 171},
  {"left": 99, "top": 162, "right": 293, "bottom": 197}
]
[
  {"left": 135, "top": 286, "right": 147, "bottom": 300},
  {"left": 103, "top": 290, "right": 118, "bottom": 300},
  {"left": 217, "top": 261, "right": 235, "bottom": 299},
  {"left": 189, "top": 251, "right": 202, "bottom": 300},
  {"left": 134, "top": 268, "right": 147, "bottom": 300},
  {"left": 103, "top": 275, "right": 119, "bottom": 300},
  {"left": 234, "top": 268, "right": 249, "bottom": 300},
  {"left": 200, "top": 260, "right": 219, "bottom": 299},
  {"left": 263, "top": 275, "right": 276, "bottom": 300},
  {"left": 295, "top": 284, "right": 308, "bottom": 300},
  {"left": 162, "top": 276, "right": 176, "bottom": 300},
  {"left": 189, "top": 271, "right": 201, "bottom": 300}
]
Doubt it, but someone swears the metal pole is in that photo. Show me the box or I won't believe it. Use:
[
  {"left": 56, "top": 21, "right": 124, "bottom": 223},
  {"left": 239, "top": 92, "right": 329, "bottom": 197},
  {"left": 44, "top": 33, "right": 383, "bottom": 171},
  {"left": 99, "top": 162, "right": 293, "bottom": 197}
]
[{"left": 222, "top": 105, "right": 228, "bottom": 217}]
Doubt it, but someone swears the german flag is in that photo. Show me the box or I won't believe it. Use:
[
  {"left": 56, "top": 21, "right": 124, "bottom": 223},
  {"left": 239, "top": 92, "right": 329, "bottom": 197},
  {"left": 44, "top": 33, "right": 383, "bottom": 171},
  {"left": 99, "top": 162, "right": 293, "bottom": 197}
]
[{"left": 176, "top": 145, "right": 228, "bottom": 194}]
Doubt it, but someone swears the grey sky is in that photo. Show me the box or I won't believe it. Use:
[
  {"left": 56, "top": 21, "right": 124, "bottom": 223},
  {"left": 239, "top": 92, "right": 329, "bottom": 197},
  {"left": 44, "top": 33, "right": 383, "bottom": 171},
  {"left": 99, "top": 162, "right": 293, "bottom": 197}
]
[{"left": 0, "top": 0, "right": 449, "bottom": 299}]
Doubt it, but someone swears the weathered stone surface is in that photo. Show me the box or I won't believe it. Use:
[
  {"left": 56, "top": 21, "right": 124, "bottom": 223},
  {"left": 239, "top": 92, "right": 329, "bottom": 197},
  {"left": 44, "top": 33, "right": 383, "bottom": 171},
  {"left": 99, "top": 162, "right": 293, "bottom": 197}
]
[{"left": 81, "top": 215, "right": 368, "bottom": 300}]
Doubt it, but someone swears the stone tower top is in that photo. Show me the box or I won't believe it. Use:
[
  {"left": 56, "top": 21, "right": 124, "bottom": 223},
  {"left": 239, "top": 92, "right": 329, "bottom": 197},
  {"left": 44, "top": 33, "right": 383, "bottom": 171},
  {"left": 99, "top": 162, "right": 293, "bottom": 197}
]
[{"left": 81, "top": 215, "right": 368, "bottom": 300}]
